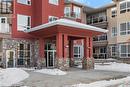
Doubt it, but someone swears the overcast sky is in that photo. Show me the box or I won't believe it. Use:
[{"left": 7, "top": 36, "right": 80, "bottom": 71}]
[{"left": 75, "top": 0, "right": 112, "bottom": 8}]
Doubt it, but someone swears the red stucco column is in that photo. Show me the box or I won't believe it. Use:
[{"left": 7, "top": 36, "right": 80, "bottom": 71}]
[
  {"left": 69, "top": 40, "right": 74, "bottom": 67},
  {"left": 89, "top": 37, "right": 93, "bottom": 58},
  {"left": 39, "top": 38, "right": 45, "bottom": 59},
  {"left": 69, "top": 40, "right": 73, "bottom": 58},
  {"left": 84, "top": 37, "right": 89, "bottom": 58},
  {"left": 56, "top": 33, "right": 63, "bottom": 58},
  {"left": 63, "top": 34, "right": 68, "bottom": 59},
  {"left": 83, "top": 37, "right": 94, "bottom": 70}
]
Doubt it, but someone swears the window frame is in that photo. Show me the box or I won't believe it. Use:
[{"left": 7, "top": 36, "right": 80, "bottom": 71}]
[
  {"left": 111, "top": 7, "right": 117, "bottom": 17},
  {"left": 73, "top": 6, "right": 81, "bottom": 19},
  {"left": 17, "top": 43, "right": 31, "bottom": 66},
  {"left": 49, "top": 0, "right": 59, "bottom": 5},
  {"left": 17, "top": 0, "right": 31, "bottom": 5},
  {"left": 111, "top": 45, "right": 117, "bottom": 57},
  {"left": 120, "top": 0, "right": 130, "bottom": 14},
  {"left": 64, "top": 7, "right": 71, "bottom": 17},
  {"left": 74, "top": 45, "right": 83, "bottom": 59},
  {"left": 48, "top": 16, "right": 58, "bottom": 22},
  {"left": 120, "top": 22, "right": 130, "bottom": 35},
  {"left": 119, "top": 43, "right": 130, "bottom": 58},
  {"left": 17, "top": 14, "right": 31, "bottom": 31},
  {"left": 112, "top": 27, "right": 117, "bottom": 37}
]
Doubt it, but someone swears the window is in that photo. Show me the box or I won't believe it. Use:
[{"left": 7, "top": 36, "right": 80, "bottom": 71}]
[
  {"left": 74, "top": 45, "right": 83, "bottom": 59},
  {"left": 73, "top": 6, "right": 81, "bottom": 19},
  {"left": 17, "top": 14, "right": 31, "bottom": 31},
  {"left": 17, "top": 43, "right": 31, "bottom": 66},
  {"left": 120, "top": 0, "right": 130, "bottom": 13},
  {"left": 111, "top": 7, "right": 117, "bottom": 17},
  {"left": 49, "top": 16, "right": 58, "bottom": 22},
  {"left": 64, "top": 7, "right": 71, "bottom": 17},
  {"left": 100, "top": 47, "right": 106, "bottom": 54},
  {"left": 112, "top": 27, "right": 117, "bottom": 37},
  {"left": 0, "top": 17, "right": 7, "bottom": 23},
  {"left": 111, "top": 45, "right": 117, "bottom": 56},
  {"left": 120, "top": 44, "right": 130, "bottom": 58},
  {"left": 120, "top": 22, "right": 130, "bottom": 35},
  {"left": 0, "top": 0, "right": 13, "bottom": 14},
  {"left": 49, "top": 0, "right": 59, "bottom": 5},
  {"left": 17, "top": 0, "right": 31, "bottom": 5}
]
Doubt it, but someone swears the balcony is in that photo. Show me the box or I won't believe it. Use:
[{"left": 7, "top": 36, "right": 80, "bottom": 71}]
[
  {"left": 87, "top": 16, "right": 108, "bottom": 29},
  {"left": 93, "top": 34, "right": 108, "bottom": 47},
  {"left": 0, "top": 0, "right": 13, "bottom": 14},
  {"left": 64, "top": 12, "right": 81, "bottom": 22},
  {"left": 93, "top": 53, "right": 107, "bottom": 59},
  {"left": 0, "top": 23, "right": 11, "bottom": 34}
]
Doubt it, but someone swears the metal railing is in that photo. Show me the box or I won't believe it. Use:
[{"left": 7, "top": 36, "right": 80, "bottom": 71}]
[
  {"left": 0, "top": 23, "right": 11, "bottom": 34},
  {"left": 93, "top": 53, "right": 108, "bottom": 59},
  {"left": 64, "top": 12, "right": 80, "bottom": 19},
  {"left": 87, "top": 16, "right": 107, "bottom": 25}
]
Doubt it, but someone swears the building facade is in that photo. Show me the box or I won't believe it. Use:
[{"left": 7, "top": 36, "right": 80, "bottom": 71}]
[
  {"left": 0, "top": 0, "right": 106, "bottom": 69},
  {"left": 84, "top": 0, "right": 130, "bottom": 63}
]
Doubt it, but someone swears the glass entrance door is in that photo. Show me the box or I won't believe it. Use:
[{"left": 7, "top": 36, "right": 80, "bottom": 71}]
[
  {"left": 45, "top": 43, "right": 56, "bottom": 68},
  {"left": 46, "top": 50, "right": 56, "bottom": 68}
]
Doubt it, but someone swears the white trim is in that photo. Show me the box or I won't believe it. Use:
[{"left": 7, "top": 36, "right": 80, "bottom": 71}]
[
  {"left": 6, "top": 50, "right": 15, "bottom": 68},
  {"left": 17, "top": 0, "right": 31, "bottom": 5},
  {"left": 25, "top": 19, "right": 108, "bottom": 33},
  {"left": 49, "top": 0, "right": 59, "bottom": 5}
]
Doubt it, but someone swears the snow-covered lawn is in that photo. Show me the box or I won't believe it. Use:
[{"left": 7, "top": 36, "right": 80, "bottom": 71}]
[
  {"left": 0, "top": 68, "right": 29, "bottom": 86},
  {"left": 35, "top": 69, "right": 67, "bottom": 75},
  {"left": 95, "top": 62, "right": 130, "bottom": 72},
  {"left": 72, "top": 76, "right": 130, "bottom": 87}
]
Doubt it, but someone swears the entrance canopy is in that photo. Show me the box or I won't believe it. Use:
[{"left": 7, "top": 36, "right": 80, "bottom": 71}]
[
  {"left": 25, "top": 19, "right": 108, "bottom": 38},
  {"left": 24, "top": 19, "right": 108, "bottom": 70}
]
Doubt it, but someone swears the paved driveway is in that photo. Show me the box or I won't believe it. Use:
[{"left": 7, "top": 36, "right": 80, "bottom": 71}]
[{"left": 15, "top": 68, "right": 130, "bottom": 87}]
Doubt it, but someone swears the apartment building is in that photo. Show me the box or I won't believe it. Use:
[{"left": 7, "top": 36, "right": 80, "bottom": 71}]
[
  {"left": 0, "top": 0, "right": 106, "bottom": 69},
  {"left": 84, "top": 0, "right": 130, "bottom": 63}
]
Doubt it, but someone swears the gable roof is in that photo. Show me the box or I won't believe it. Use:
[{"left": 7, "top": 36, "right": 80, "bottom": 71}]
[{"left": 25, "top": 19, "right": 108, "bottom": 33}]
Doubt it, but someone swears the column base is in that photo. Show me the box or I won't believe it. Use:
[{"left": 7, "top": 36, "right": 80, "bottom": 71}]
[
  {"left": 37, "top": 58, "right": 46, "bottom": 69},
  {"left": 69, "top": 58, "right": 75, "bottom": 67},
  {"left": 82, "top": 58, "right": 95, "bottom": 70},
  {"left": 55, "top": 58, "right": 69, "bottom": 71}
]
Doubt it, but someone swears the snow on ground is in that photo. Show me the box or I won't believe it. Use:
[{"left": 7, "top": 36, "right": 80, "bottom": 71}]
[
  {"left": 21, "top": 67, "right": 36, "bottom": 71},
  {"left": 35, "top": 69, "right": 67, "bottom": 75},
  {"left": 95, "top": 62, "right": 130, "bottom": 72},
  {"left": 72, "top": 76, "right": 130, "bottom": 87},
  {"left": 77, "top": 62, "right": 130, "bottom": 72},
  {"left": 0, "top": 68, "right": 29, "bottom": 86}
]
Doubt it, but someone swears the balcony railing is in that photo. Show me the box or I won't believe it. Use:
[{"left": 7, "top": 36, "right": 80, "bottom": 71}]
[
  {"left": 87, "top": 16, "right": 107, "bottom": 25},
  {"left": 64, "top": 12, "right": 80, "bottom": 19},
  {"left": 93, "top": 53, "right": 107, "bottom": 59},
  {"left": 0, "top": 23, "right": 11, "bottom": 34},
  {"left": 0, "top": 0, "right": 13, "bottom": 14},
  {"left": 93, "top": 34, "right": 107, "bottom": 41}
]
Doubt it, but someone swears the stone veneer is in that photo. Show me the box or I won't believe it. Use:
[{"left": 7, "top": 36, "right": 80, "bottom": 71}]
[
  {"left": 55, "top": 58, "right": 70, "bottom": 71},
  {"left": 82, "top": 58, "right": 95, "bottom": 70},
  {"left": 2, "top": 38, "right": 39, "bottom": 68}
]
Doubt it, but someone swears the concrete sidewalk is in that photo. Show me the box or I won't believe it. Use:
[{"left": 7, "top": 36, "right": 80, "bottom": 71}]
[{"left": 14, "top": 68, "right": 130, "bottom": 87}]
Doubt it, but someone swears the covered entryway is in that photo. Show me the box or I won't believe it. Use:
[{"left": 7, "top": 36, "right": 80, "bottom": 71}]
[{"left": 25, "top": 19, "right": 108, "bottom": 70}]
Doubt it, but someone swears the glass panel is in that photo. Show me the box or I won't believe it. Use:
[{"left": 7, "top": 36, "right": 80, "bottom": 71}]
[
  {"left": 120, "top": 2, "right": 127, "bottom": 10},
  {"left": 74, "top": 47, "right": 78, "bottom": 54},
  {"left": 121, "top": 45, "right": 127, "bottom": 53},
  {"left": 120, "top": 23, "right": 127, "bottom": 35}
]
